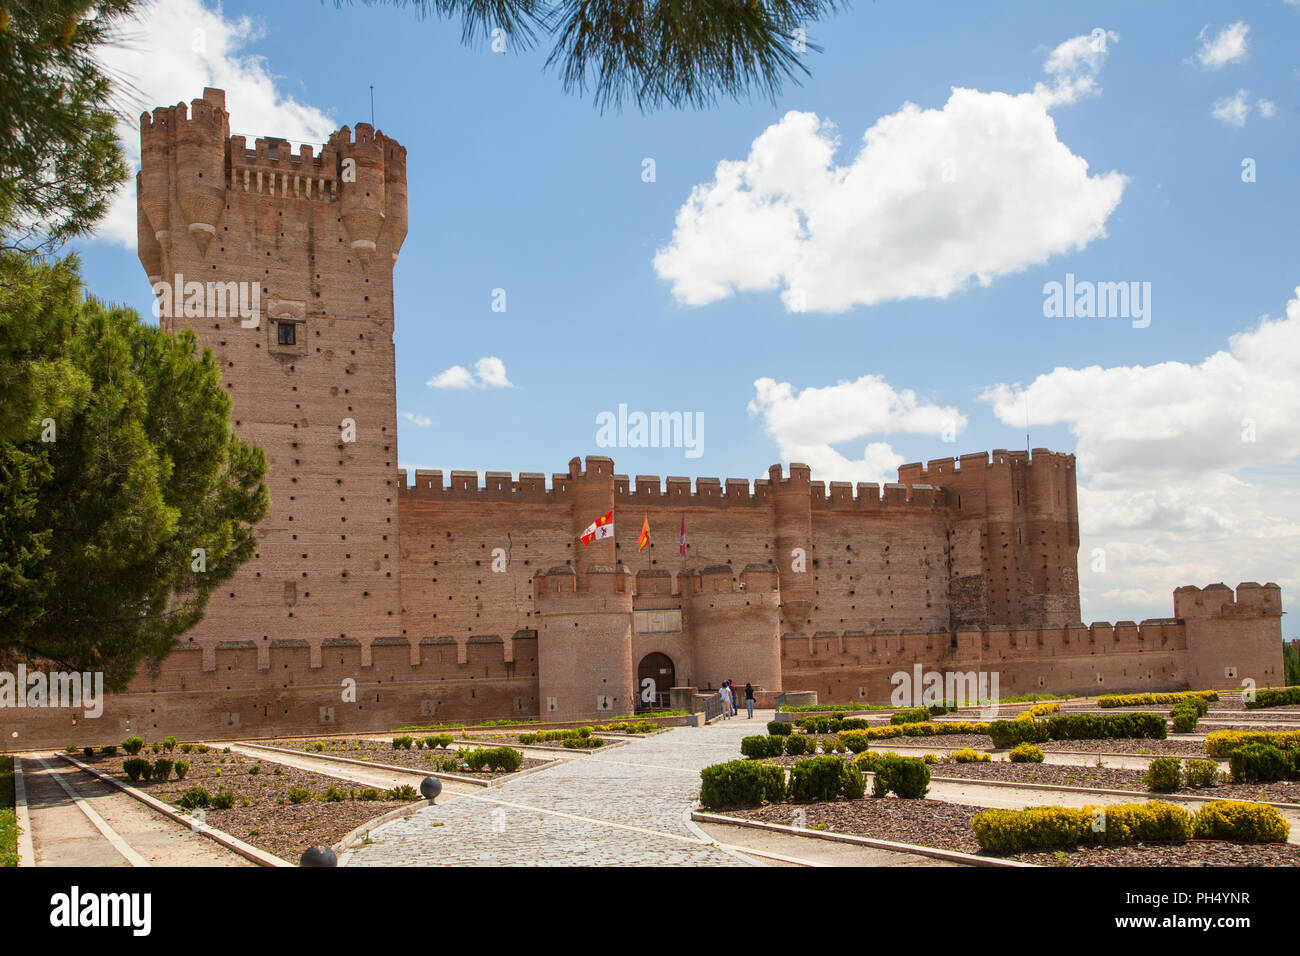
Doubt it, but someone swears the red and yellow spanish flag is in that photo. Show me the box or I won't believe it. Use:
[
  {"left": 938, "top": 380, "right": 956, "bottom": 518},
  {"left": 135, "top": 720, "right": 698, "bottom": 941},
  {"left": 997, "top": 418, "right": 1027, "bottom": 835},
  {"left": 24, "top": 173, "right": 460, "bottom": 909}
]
[
  {"left": 637, "top": 515, "right": 650, "bottom": 552},
  {"left": 580, "top": 511, "right": 614, "bottom": 546}
]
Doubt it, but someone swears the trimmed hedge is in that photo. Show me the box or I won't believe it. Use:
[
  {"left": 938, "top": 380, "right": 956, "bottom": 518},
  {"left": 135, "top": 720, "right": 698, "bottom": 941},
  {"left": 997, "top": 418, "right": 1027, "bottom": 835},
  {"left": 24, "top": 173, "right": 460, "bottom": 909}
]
[
  {"left": 784, "top": 733, "right": 816, "bottom": 756},
  {"left": 1246, "top": 686, "right": 1300, "bottom": 709},
  {"left": 1184, "top": 759, "right": 1219, "bottom": 789},
  {"left": 699, "top": 760, "right": 787, "bottom": 809},
  {"left": 972, "top": 802, "right": 1192, "bottom": 854},
  {"left": 1144, "top": 757, "right": 1182, "bottom": 792},
  {"left": 1098, "top": 691, "right": 1219, "bottom": 708},
  {"left": 741, "top": 735, "right": 784, "bottom": 759},
  {"left": 789, "top": 755, "right": 864, "bottom": 801},
  {"left": 464, "top": 747, "right": 523, "bottom": 773},
  {"left": 890, "top": 707, "right": 931, "bottom": 726},
  {"left": 840, "top": 721, "right": 991, "bottom": 746},
  {"left": 989, "top": 712, "right": 1166, "bottom": 748},
  {"left": 948, "top": 748, "right": 992, "bottom": 763},
  {"left": 767, "top": 721, "right": 793, "bottom": 736},
  {"left": 1227, "top": 743, "right": 1293, "bottom": 783},
  {"left": 1205, "top": 729, "right": 1300, "bottom": 757},
  {"left": 1191, "top": 800, "right": 1290, "bottom": 843},
  {"left": 1009, "top": 743, "right": 1045, "bottom": 763},
  {"left": 868, "top": 755, "right": 930, "bottom": 798}
]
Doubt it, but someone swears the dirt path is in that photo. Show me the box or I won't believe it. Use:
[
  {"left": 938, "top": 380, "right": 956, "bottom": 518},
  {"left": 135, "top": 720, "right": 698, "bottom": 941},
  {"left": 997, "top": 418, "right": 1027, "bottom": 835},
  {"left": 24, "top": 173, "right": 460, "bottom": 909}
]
[{"left": 21, "top": 755, "right": 252, "bottom": 867}]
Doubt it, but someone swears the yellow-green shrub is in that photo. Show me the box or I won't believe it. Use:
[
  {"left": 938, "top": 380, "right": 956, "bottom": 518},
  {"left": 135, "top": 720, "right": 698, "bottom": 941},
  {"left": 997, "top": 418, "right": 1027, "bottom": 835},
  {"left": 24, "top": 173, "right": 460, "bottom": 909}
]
[
  {"left": 1191, "top": 801, "right": 1289, "bottom": 843},
  {"left": 1204, "top": 729, "right": 1300, "bottom": 757},
  {"left": 971, "top": 802, "right": 1191, "bottom": 855},
  {"left": 1098, "top": 691, "right": 1219, "bottom": 708},
  {"left": 947, "top": 748, "right": 991, "bottom": 763},
  {"left": 1009, "top": 742, "right": 1045, "bottom": 763}
]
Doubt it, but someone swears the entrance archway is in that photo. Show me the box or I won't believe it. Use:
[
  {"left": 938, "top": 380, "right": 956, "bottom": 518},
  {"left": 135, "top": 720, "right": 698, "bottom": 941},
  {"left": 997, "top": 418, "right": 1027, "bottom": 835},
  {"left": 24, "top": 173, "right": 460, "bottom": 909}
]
[{"left": 636, "top": 653, "right": 675, "bottom": 712}]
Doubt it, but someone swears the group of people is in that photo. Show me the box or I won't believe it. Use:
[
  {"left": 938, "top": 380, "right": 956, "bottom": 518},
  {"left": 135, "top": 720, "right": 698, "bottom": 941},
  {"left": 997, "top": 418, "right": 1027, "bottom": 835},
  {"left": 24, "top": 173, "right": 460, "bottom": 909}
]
[{"left": 718, "top": 680, "right": 754, "bottom": 719}]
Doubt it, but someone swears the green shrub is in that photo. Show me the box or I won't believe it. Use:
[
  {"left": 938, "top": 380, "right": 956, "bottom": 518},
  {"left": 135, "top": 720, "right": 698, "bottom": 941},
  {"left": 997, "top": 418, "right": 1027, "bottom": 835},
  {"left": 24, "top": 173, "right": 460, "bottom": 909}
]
[
  {"left": 838, "top": 718, "right": 868, "bottom": 731},
  {"left": 356, "top": 787, "right": 381, "bottom": 801},
  {"left": 81, "top": 746, "right": 94, "bottom": 758},
  {"left": 741, "top": 735, "right": 783, "bottom": 759},
  {"left": 1143, "top": 756, "right": 1182, "bottom": 792},
  {"left": 767, "top": 720, "right": 794, "bottom": 736},
  {"left": 699, "top": 760, "right": 787, "bottom": 809},
  {"left": 180, "top": 743, "right": 193, "bottom": 754},
  {"left": 122, "top": 758, "right": 152, "bottom": 782},
  {"left": 100, "top": 745, "right": 117, "bottom": 757},
  {"left": 1009, "top": 743, "right": 1045, "bottom": 763},
  {"left": 1228, "top": 743, "right": 1290, "bottom": 783},
  {"left": 1245, "top": 686, "right": 1300, "bottom": 709},
  {"left": 1184, "top": 759, "right": 1218, "bottom": 788},
  {"left": 152, "top": 758, "right": 174, "bottom": 781},
  {"left": 121, "top": 736, "right": 144, "bottom": 756},
  {"left": 323, "top": 786, "right": 346, "bottom": 802},
  {"left": 992, "top": 712, "right": 1168, "bottom": 747},
  {"left": 783, "top": 733, "right": 815, "bottom": 756},
  {"left": 890, "top": 707, "right": 930, "bottom": 725},
  {"left": 162, "top": 736, "right": 177, "bottom": 753},
  {"left": 177, "top": 787, "right": 210, "bottom": 809},
  {"left": 870, "top": 755, "right": 930, "bottom": 798},
  {"left": 561, "top": 736, "right": 604, "bottom": 749},
  {"left": 392, "top": 735, "right": 414, "bottom": 750},
  {"left": 287, "top": 786, "right": 312, "bottom": 804},
  {"left": 789, "top": 755, "right": 849, "bottom": 801},
  {"left": 465, "top": 747, "right": 524, "bottom": 772},
  {"left": 387, "top": 784, "right": 419, "bottom": 801},
  {"left": 150, "top": 742, "right": 161, "bottom": 754},
  {"left": 174, "top": 761, "right": 190, "bottom": 781},
  {"left": 839, "top": 731, "right": 871, "bottom": 754},
  {"left": 211, "top": 791, "right": 236, "bottom": 810},
  {"left": 1191, "top": 800, "right": 1290, "bottom": 843},
  {"left": 820, "top": 736, "right": 845, "bottom": 754},
  {"left": 948, "top": 748, "right": 991, "bottom": 763},
  {"left": 1171, "top": 704, "right": 1199, "bottom": 734}
]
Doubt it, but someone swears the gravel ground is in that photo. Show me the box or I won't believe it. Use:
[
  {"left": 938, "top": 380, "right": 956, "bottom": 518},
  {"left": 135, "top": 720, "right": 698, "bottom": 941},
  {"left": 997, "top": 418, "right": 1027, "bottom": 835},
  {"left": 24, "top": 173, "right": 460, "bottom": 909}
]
[
  {"left": 1037, "top": 738, "right": 1210, "bottom": 756},
  {"left": 82, "top": 749, "right": 415, "bottom": 860},
  {"left": 1012, "top": 842, "right": 1300, "bottom": 866},
  {"left": 725, "top": 797, "right": 1297, "bottom": 866},
  {"left": 265, "top": 739, "right": 548, "bottom": 776}
]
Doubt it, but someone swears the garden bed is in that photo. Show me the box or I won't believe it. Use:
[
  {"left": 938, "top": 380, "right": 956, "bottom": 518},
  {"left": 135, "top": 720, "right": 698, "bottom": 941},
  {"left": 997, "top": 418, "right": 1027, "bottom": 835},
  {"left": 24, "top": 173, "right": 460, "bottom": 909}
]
[
  {"left": 79, "top": 749, "right": 416, "bottom": 861},
  {"left": 1012, "top": 841, "right": 1300, "bottom": 866},
  {"left": 263, "top": 738, "right": 548, "bottom": 776}
]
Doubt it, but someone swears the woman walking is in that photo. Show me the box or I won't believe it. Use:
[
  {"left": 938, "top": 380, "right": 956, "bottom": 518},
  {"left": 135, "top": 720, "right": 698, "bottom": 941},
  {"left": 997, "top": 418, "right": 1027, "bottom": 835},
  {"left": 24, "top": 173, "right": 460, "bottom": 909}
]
[{"left": 744, "top": 682, "right": 755, "bottom": 719}]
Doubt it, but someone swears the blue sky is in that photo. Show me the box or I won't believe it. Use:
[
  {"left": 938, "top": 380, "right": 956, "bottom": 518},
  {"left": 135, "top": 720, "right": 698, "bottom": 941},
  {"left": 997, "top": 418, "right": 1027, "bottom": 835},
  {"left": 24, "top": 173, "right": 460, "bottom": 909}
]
[{"left": 76, "top": 0, "right": 1300, "bottom": 627}]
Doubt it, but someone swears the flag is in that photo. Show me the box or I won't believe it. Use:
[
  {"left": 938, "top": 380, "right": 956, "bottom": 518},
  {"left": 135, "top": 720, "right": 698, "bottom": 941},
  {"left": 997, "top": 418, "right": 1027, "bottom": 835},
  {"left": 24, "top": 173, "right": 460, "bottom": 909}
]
[
  {"left": 637, "top": 515, "right": 650, "bottom": 552},
  {"left": 580, "top": 511, "right": 614, "bottom": 546},
  {"left": 679, "top": 515, "right": 686, "bottom": 556}
]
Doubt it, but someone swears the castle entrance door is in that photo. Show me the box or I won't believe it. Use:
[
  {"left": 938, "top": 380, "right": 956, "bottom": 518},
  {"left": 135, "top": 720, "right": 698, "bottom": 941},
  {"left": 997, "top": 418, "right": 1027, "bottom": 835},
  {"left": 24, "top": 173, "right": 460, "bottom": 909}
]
[{"left": 636, "top": 653, "right": 674, "bottom": 712}]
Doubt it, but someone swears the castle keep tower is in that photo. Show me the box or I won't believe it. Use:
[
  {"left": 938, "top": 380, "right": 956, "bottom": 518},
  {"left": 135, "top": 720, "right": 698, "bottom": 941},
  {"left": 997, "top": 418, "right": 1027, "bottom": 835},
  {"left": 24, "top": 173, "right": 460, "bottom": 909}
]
[{"left": 137, "top": 88, "right": 408, "bottom": 672}]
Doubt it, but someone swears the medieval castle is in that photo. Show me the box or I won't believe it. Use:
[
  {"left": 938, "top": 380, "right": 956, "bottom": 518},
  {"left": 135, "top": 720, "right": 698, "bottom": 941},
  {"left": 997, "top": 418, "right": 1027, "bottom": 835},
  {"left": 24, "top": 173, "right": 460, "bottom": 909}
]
[{"left": 3, "top": 89, "right": 1286, "bottom": 748}]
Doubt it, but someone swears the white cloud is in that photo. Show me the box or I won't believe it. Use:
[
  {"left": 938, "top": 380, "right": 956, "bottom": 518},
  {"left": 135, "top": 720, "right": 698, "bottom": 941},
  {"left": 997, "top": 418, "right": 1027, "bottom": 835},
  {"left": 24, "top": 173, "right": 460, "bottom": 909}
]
[
  {"left": 1210, "top": 89, "right": 1276, "bottom": 127},
  {"left": 402, "top": 412, "right": 432, "bottom": 427},
  {"left": 654, "top": 32, "right": 1126, "bottom": 313},
  {"left": 747, "top": 374, "right": 966, "bottom": 485},
  {"left": 982, "top": 288, "right": 1300, "bottom": 622},
  {"left": 1196, "top": 21, "right": 1250, "bottom": 69},
  {"left": 91, "top": 0, "right": 338, "bottom": 246},
  {"left": 426, "top": 357, "right": 513, "bottom": 390}
]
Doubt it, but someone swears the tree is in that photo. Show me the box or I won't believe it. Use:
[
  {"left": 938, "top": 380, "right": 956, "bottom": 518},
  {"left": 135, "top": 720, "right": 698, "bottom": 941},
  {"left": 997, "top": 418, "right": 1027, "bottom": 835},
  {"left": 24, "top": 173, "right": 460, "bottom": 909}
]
[
  {"left": 0, "top": 252, "right": 269, "bottom": 691},
  {"left": 1284, "top": 640, "right": 1300, "bottom": 687},
  {"left": 348, "top": 0, "right": 843, "bottom": 111},
  {"left": 0, "top": 0, "right": 134, "bottom": 253}
]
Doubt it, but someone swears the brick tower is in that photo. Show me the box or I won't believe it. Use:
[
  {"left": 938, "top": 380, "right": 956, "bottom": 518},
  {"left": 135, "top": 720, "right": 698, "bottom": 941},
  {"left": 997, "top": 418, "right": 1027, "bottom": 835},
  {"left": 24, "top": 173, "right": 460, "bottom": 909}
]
[{"left": 137, "top": 88, "right": 407, "bottom": 672}]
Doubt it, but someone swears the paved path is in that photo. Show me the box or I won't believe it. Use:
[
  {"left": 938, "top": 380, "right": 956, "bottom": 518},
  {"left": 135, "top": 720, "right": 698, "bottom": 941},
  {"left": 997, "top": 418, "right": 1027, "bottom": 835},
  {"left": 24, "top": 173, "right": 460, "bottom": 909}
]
[
  {"left": 21, "top": 755, "right": 251, "bottom": 867},
  {"left": 345, "top": 712, "right": 793, "bottom": 866}
]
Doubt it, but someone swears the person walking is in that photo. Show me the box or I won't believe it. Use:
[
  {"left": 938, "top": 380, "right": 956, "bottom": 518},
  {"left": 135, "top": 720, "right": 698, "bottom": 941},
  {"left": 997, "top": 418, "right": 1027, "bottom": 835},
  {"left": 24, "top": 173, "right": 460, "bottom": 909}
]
[
  {"left": 744, "top": 682, "right": 755, "bottom": 719},
  {"left": 727, "top": 680, "right": 738, "bottom": 716},
  {"left": 719, "top": 682, "right": 732, "bottom": 719}
]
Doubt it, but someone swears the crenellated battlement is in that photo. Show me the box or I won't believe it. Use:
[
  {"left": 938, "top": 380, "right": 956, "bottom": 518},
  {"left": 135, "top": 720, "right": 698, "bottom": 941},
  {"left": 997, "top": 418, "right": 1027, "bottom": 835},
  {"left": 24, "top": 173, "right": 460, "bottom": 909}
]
[
  {"left": 1174, "top": 582, "right": 1283, "bottom": 619},
  {"left": 899, "top": 447, "right": 1076, "bottom": 485}
]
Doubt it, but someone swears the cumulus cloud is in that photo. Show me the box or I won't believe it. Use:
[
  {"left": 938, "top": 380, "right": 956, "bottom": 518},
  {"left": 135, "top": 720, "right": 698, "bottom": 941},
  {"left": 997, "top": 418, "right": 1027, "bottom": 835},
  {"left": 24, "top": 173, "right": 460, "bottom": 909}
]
[
  {"left": 426, "top": 357, "right": 513, "bottom": 390},
  {"left": 1196, "top": 21, "right": 1250, "bottom": 69},
  {"left": 747, "top": 374, "right": 966, "bottom": 485},
  {"left": 1211, "top": 89, "right": 1274, "bottom": 127},
  {"left": 653, "top": 31, "right": 1127, "bottom": 313},
  {"left": 402, "top": 412, "right": 433, "bottom": 427},
  {"left": 91, "top": 0, "right": 338, "bottom": 246},
  {"left": 981, "top": 288, "right": 1300, "bottom": 621}
]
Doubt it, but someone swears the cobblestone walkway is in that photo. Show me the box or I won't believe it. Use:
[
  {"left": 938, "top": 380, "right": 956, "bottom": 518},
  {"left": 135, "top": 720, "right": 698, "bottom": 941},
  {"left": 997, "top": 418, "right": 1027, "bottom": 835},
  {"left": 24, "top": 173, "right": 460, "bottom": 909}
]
[{"left": 344, "top": 713, "right": 771, "bottom": 866}]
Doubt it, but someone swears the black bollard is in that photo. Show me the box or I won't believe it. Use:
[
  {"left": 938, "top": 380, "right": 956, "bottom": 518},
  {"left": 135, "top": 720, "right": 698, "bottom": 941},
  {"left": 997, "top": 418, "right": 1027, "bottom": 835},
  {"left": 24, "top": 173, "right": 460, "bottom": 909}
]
[
  {"left": 420, "top": 776, "right": 442, "bottom": 802},
  {"left": 300, "top": 845, "right": 337, "bottom": 867}
]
